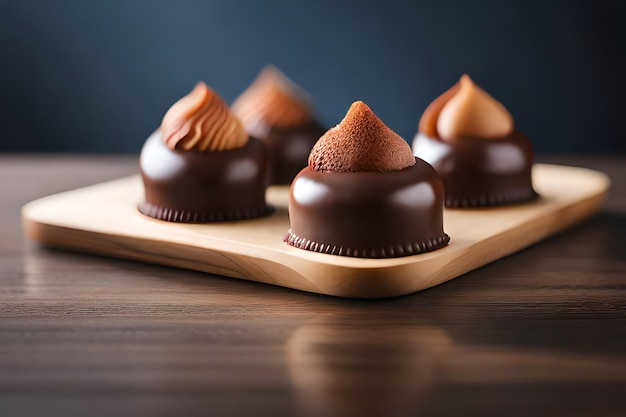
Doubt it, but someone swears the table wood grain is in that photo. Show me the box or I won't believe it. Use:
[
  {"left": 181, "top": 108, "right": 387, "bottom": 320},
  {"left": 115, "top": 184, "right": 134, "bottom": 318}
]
[{"left": 1, "top": 155, "right": 625, "bottom": 417}]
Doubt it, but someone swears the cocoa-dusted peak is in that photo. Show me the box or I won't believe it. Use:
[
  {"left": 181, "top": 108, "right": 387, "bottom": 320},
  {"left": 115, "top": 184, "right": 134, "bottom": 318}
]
[
  {"left": 231, "top": 65, "right": 314, "bottom": 131},
  {"left": 308, "top": 101, "right": 415, "bottom": 173},
  {"left": 419, "top": 74, "right": 514, "bottom": 140},
  {"left": 161, "top": 82, "right": 248, "bottom": 152}
]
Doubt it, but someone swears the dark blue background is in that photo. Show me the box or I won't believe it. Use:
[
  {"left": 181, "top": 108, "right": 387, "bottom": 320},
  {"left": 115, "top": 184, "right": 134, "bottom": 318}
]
[{"left": 1, "top": 0, "right": 624, "bottom": 153}]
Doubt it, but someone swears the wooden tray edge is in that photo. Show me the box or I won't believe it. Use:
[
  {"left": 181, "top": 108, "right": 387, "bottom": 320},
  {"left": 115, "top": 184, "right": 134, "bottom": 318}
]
[{"left": 21, "top": 165, "right": 610, "bottom": 298}]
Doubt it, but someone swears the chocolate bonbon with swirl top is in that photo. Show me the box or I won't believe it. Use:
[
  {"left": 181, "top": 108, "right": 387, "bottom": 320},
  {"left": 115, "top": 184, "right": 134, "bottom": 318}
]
[
  {"left": 139, "top": 83, "right": 271, "bottom": 223},
  {"left": 232, "top": 66, "right": 326, "bottom": 185}
]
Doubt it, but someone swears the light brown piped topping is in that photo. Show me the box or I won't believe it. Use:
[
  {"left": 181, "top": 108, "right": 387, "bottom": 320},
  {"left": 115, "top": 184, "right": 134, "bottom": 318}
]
[
  {"left": 161, "top": 82, "right": 248, "bottom": 152},
  {"left": 231, "top": 65, "right": 314, "bottom": 132},
  {"left": 308, "top": 101, "right": 416, "bottom": 173},
  {"left": 419, "top": 75, "right": 514, "bottom": 141}
]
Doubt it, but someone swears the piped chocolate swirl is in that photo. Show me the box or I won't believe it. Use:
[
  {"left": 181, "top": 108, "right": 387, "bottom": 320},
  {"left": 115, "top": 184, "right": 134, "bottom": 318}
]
[{"left": 162, "top": 82, "right": 248, "bottom": 152}]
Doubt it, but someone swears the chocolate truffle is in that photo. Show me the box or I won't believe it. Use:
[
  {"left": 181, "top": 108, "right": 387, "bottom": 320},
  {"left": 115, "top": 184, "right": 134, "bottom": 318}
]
[
  {"left": 285, "top": 101, "right": 450, "bottom": 258},
  {"left": 231, "top": 66, "right": 326, "bottom": 185},
  {"left": 139, "top": 82, "right": 271, "bottom": 222},
  {"left": 412, "top": 75, "right": 537, "bottom": 208}
]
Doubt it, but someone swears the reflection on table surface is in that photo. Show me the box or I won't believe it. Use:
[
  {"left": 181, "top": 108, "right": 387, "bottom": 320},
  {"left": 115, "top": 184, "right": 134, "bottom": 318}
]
[{"left": 287, "top": 316, "right": 625, "bottom": 417}]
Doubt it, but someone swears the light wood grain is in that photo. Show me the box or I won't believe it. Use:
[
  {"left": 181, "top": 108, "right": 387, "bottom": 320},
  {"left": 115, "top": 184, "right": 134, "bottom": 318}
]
[{"left": 21, "top": 164, "right": 609, "bottom": 298}]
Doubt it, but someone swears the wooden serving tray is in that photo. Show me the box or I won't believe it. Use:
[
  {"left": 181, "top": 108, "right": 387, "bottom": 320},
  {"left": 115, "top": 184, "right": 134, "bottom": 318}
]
[{"left": 22, "top": 164, "right": 609, "bottom": 298}]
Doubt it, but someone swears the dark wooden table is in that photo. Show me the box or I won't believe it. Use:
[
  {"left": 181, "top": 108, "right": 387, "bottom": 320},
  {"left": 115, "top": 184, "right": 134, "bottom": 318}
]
[{"left": 1, "top": 155, "right": 624, "bottom": 417}]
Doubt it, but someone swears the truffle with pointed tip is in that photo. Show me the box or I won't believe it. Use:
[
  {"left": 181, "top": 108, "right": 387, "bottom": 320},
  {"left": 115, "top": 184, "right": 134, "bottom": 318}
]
[
  {"left": 309, "top": 101, "right": 416, "bottom": 173},
  {"left": 231, "top": 66, "right": 326, "bottom": 185},
  {"left": 284, "top": 101, "right": 449, "bottom": 258},
  {"left": 412, "top": 74, "right": 536, "bottom": 207},
  {"left": 419, "top": 75, "right": 514, "bottom": 140},
  {"left": 161, "top": 82, "right": 248, "bottom": 152}
]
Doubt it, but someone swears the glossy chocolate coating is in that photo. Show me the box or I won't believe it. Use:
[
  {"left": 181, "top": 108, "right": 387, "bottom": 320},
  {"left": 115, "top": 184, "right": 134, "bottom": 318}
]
[
  {"left": 256, "top": 121, "right": 325, "bottom": 185},
  {"left": 139, "top": 132, "right": 271, "bottom": 222},
  {"left": 285, "top": 158, "right": 450, "bottom": 258},
  {"left": 412, "top": 130, "right": 537, "bottom": 207}
]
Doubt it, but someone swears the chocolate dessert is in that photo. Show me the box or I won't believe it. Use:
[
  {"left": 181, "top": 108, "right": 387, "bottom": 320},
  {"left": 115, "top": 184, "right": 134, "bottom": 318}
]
[
  {"left": 139, "top": 82, "right": 271, "bottom": 222},
  {"left": 231, "top": 66, "right": 325, "bottom": 185},
  {"left": 412, "top": 74, "right": 537, "bottom": 208},
  {"left": 285, "top": 101, "right": 449, "bottom": 258}
]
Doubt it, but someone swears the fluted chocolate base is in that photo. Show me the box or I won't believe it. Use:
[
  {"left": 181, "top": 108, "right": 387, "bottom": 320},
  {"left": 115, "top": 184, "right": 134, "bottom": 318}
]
[
  {"left": 285, "top": 158, "right": 449, "bottom": 258},
  {"left": 412, "top": 131, "right": 537, "bottom": 208},
  {"left": 139, "top": 132, "right": 271, "bottom": 223}
]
